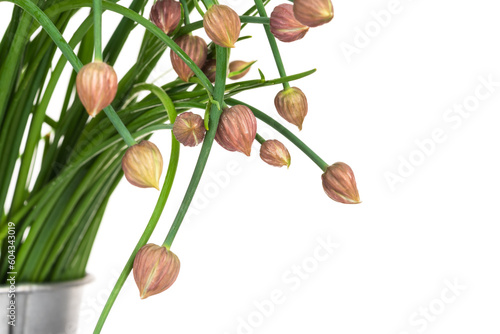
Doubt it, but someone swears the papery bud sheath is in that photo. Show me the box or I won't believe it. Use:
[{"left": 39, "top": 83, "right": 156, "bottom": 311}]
[
  {"left": 321, "top": 162, "right": 361, "bottom": 204},
  {"left": 203, "top": 5, "right": 241, "bottom": 48},
  {"left": 270, "top": 4, "right": 309, "bottom": 42},
  {"left": 133, "top": 244, "right": 181, "bottom": 299},
  {"left": 122, "top": 141, "right": 163, "bottom": 190},
  {"left": 76, "top": 61, "right": 117, "bottom": 117},
  {"left": 215, "top": 105, "right": 257, "bottom": 156},
  {"left": 173, "top": 112, "right": 206, "bottom": 147}
]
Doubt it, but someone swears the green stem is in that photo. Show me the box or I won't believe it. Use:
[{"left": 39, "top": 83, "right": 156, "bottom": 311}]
[
  {"left": 93, "top": 88, "right": 180, "bottom": 334},
  {"left": 0, "top": 12, "right": 31, "bottom": 129},
  {"left": 5, "top": 0, "right": 136, "bottom": 146},
  {"left": 133, "top": 84, "right": 178, "bottom": 123},
  {"left": 163, "top": 45, "right": 229, "bottom": 248},
  {"left": 102, "top": 107, "right": 136, "bottom": 146},
  {"left": 180, "top": 0, "right": 190, "bottom": 25},
  {"left": 253, "top": 0, "right": 290, "bottom": 90},
  {"left": 25, "top": 0, "right": 227, "bottom": 92},
  {"left": 10, "top": 124, "right": 172, "bottom": 225},
  {"left": 93, "top": 0, "right": 103, "bottom": 60},
  {"left": 202, "top": 0, "right": 215, "bottom": 9},
  {"left": 226, "top": 98, "right": 329, "bottom": 171},
  {"left": 192, "top": 0, "right": 205, "bottom": 16},
  {"left": 255, "top": 133, "right": 266, "bottom": 144},
  {"left": 9, "top": 14, "right": 94, "bottom": 215}
]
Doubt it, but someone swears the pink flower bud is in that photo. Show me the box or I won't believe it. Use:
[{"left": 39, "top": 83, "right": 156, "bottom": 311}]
[
  {"left": 321, "top": 162, "right": 361, "bottom": 204},
  {"left": 122, "top": 141, "right": 163, "bottom": 190},
  {"left": 170, "top": 35, "right": 208, "bottom": 82},
  {"left": 228, "top": 60, "right": 254, "bottom": 80},
  {"left": 293, "top": 0, "right": 334, "bottom": 28},
  {"left": 270, "top": 4, "right": 309, "bottom": 43},
  {"left": 150, "top": 0, "right": 182, "bottom": 36},
  {"left": 274, "top": 87, "right": 308, "bottom": 130},
  {"left": 202, "top": 58, "right": 217, "bottom": 83},
  {"left": 215, "top": 105, "right": 257, "bottom": 156},
  {"left": 203, "top": 4, "right": 241, "bottom": 48},
  {"left": 260, "top": 140, "right": 291, "bottom": 168},
  {"left": 173, "top": 112, "right": 206, "bottom": 147},
  {"left": 76, "top": 61, "right": 117, "bottom": 117},
  {"left": 133, "top": 244, "right": 180, "bottom": 299}
]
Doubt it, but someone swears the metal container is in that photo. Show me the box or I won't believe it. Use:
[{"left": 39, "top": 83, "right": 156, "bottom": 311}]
[{"left": 0, "top": 275, "right": 93, "bottom": 334}]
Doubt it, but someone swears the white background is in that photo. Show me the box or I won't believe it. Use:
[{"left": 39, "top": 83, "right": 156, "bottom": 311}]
[{"left": 2, "top": 0, "right": 500, "bottom": 333}]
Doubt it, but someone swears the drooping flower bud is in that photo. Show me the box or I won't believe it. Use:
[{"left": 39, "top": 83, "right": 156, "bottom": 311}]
[
  {"left": 203, "top": 4, "right": 241, "bottom": 48},
  {"left": 321, "top": 162, "right": 361, "bottom": 204},
  {"left": 293, "top": 0, "right": 334, "bottom": 28},
  {"left": 228, "top": 60, "right": 255, "bottom": 80},
  {"left": 122, "top": 141, "right": 163, "bottom": 190},
  {"left": 274, "top": 87, "right": 308, "bottom": 130},
  {"left": 215, "top": 105, "right": 257, "bottom": 156},
  {"left": 170, "top": 35, "right": 208, "bottom": 82},
  {"left": 270, "top": 4, "right": 309, "bottom": 43},
  {"left": 173, "top": 112, "right": 206, "bottom": 147},
  {"left": 133, "top": 244, "right": 181, "bottom": 299},
  {"left": 150, "top": 0, "right": 182, "bottom": 36},
  {"left": 260, "top": 140, "right": 291, "bottom": 168},
  {"left": 76, "top": 61, "right": 117, "bottom": 117},
  {"left": 202, "top": 58, "right": 217, "bottom": 83}
]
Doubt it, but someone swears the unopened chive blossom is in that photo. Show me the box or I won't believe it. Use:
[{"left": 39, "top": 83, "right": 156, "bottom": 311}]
[
  {"left": 150, "top": 0, "right": 183, "bottom": 36},
  {"left": 203, "top": 4, "right": 241, "bottom": 48},
  {"left": 76, "top": 61, "right": 118, "bottom": 117},
  {"left": 293, "top": 0, "right": 334, "bottom": 28},
  {"left": 133, "top": 244, "right": 181, "bottom": 299},
  {"left": 322, "top": 162, "right": 361, "bottom": 204},
  {"left": 215, "top": 105, "right": 257, "bottom": 156},
  {"left": 122, "top": 141, "right": 164, "bottom": 190},
  {"left": 274, "top": 87, "right": 308, "bottom": 130},
  {"left": 270, "top": 3, "right": 309, "bottom": 43}
]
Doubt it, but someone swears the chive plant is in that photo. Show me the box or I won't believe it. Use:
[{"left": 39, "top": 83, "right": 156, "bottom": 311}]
[{"left": 0, "top": 0, "right": 357, "bottom": 331}]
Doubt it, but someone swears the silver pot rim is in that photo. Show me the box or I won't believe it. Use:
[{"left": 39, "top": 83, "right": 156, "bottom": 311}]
[{"left": 0, "top": 274, "right": 94, "bottom": 293}]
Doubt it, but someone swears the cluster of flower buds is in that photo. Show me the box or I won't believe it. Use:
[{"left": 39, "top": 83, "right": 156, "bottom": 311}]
[
  {"left": 215, "top": 105, "right": 257, "bottom": 156},
  {"left": 121, "top": 141, "right": 163, "bottom": 190},
  {"left": 270, "top": 0, "right": 333, "bottom": 43},
  {"left": 173, "top": 112, "right": 206, "bottom": 147},
  {"left": 170, "top": 35, "right": 208, "bottom": 82},
  {"left": 203, "top": 4, "right": 241, "bottom": 48},
  {"left": 123, "top": 0, "right": 357, "bottom": 308},
  {"left": 150, "top": 0, "right": 182, "bottom": 35},
  {"left": 133, "top": 244, "right": 181, "bottom": 299},
  {"left": 76, "top": 61, "right": 118, "bottom": 117}
]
